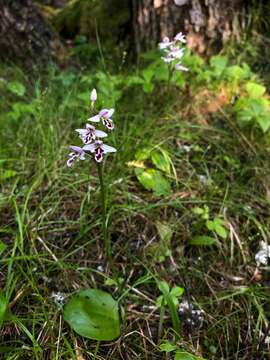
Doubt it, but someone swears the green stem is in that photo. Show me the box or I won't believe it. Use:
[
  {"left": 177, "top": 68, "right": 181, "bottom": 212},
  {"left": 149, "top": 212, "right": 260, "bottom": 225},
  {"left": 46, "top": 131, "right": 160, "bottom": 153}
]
[
  {"left": 158, "top": 303, "right": 165, "bottom": 341},
  {"left": 96, "top": 162, "right": 110, "bottom": 258},
  {"left": 165, "top": 294, "right": 180, "bottom": 340}
]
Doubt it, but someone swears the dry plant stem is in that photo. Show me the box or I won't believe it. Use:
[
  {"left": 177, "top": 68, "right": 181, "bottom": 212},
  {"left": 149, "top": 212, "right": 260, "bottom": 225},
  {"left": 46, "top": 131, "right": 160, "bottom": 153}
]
[{"left": 96, "top": 161, "right": 111, "bottom": 259}]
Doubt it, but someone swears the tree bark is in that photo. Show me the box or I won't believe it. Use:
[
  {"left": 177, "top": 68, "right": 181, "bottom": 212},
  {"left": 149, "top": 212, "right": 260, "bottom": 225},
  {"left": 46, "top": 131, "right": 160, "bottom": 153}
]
[
  {"left": 0, "top": 0, "right": 61, "bottom": 67},
  {"left": 132, "top": 0, "right": 247, "bottom": 54}
]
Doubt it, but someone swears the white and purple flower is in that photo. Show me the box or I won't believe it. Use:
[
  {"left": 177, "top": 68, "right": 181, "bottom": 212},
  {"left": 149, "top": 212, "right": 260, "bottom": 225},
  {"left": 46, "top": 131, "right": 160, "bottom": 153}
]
[
  {"left": 83, "top": 140, "right": 117, "bottom": 163},
  {"left": 159, "top": 31, "right": 188, "bottom": 72},
  {"left": 75, "top": 124, "right": 107, "bottom": 144},
  {"left": 89, "top": 109, "right": 115, "bottom": 130},
  {"left": 67, "top": 146, "right": 86, "bottom": 167}
]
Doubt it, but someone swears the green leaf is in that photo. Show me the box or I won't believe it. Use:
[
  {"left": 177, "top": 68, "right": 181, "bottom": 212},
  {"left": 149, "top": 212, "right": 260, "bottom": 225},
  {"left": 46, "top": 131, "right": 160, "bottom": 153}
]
[
  {"left": 175, "top": 350, "right": 204, "bottom": 360},
  {"left": 142, "top": 82, "right": 154, "bottom": 93},
  {"left": 189, "top": 236, "right": 216, "bottom": 246},
  {"left": 158, "top": 281, "right": 170, "bottom": 295},
  {"left": 206, "top": 220, "right": 215, "bottom": 231},
  {"left": 257, "top": 113, "right": 270, "bottom": 132},
  {"left": 156, "top": 221, "right": 173, "bottom": 243},
  {"left": 63, "top": 289, "right": 121, "bottom": 341},
  {"left": 160, "top": 342, "right": 178, "bottom": 352},
  {"left": 151, "top": 150, "right": 171, "bottom": 174},
  {"left": 135, "top": 168, "right": 171, "bottom": 196},
  {"left": 210, "top": 55, "right": 228, "bottom": 76},
  {"left": 170, "top": 286, "right": 184, "bottom": 298},
  {"left": 0, "top": 241, "right": 7, "bottom": 256},
  {"left": 214, "top": 224, "right": 227, "bottom": 239},
  {"left": 0, "top": 293, "right": 8, "bottom": 328},
  {"left": 7, "top": 81, "right": 26, "bottom": 97},
  {"left": 245, "top": 82, "right": 266, "bottom": 98}
]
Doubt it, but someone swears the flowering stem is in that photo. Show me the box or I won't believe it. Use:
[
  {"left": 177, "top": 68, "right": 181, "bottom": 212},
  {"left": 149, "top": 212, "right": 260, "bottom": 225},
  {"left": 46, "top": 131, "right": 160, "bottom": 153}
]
[{"left": 96, "top": 162, "right": 111, "bottom": 259}]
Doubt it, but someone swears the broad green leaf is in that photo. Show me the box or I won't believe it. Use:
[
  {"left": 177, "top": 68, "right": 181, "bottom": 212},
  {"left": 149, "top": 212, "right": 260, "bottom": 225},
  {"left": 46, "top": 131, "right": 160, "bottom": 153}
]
[
  {"left": 170, "top": 286, "right": 184, "bottom": 298},
  {"left": 135, "top": 168, "right": 171, "bottom": 196},
  {"left": 63, "top": 289, "right": 121, "bottom": 341},
  {"left": 151, "top": 150, "right": 171, "bottom": 174},
  {"left": 245, "top": 82, "right": 266, "bottom": 98},
  {"left": 213, "top": 219, "right": 227, "bottom": 239},
  {"left": 175, "top": 350, "right": 204, "bottom": 360},
  {"left": 7, "top": 81, "right": 26, "bottom": 97},
  {"left": 210, "top": 55, "right": 228, "bottom": 76},
  {"left": 0, "top": 170, "right": 16, "bottom": 182},
  {"left": 225, "top": 65, "right": 250, "bottom": 81},
  {"left": 189, "top": 236, "right": 216, "bottom": 246},
  {"left": 158, "top": 281, "right": 170, "bottom": 295},
  {"left": 135, "top": 148, "right": 152, "bottom": 161},
  {"left": 257, "top": 113, "right": 270, "bottom": 132},
  {"left": 206, "top": 220, "right": 215, "bottom": 231}
]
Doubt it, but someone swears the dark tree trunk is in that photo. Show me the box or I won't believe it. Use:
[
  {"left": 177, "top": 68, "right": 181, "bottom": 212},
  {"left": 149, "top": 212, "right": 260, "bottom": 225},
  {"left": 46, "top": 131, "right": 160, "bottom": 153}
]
[
  {"left": 132, "top": 0, "right": 247, "bottom": 54},
  {"left": 0, "top": 0, "right": 61, "bottom": 67}
]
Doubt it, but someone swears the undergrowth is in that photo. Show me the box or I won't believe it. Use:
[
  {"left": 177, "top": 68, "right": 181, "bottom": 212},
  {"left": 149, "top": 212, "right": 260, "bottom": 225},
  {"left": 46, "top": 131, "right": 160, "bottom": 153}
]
[{"left": 0, "top": 46, "right": 270, "bottom": 360}]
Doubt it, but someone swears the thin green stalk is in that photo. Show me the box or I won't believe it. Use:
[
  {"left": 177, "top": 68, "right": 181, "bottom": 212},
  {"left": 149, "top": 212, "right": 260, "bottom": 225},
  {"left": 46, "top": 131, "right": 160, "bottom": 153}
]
[
  {"left": 158, "top": 302, "right": 165, "bottom": 341},
  {"left": 96, "top": 162, "right": 111, "bottom": 258}
]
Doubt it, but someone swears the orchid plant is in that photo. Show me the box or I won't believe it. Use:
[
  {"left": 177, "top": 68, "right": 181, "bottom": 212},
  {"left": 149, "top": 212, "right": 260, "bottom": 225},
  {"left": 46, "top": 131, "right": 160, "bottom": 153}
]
[
  {"left": 159, "top": 31, "right": 188, "bottom": 86},
  {"left": 67, "top": 88, "right": 117, "bottom": 258}
]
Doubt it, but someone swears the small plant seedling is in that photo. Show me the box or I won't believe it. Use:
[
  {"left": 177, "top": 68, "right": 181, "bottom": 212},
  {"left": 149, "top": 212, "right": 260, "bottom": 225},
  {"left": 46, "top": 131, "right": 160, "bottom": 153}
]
[{"left": 156, "top": 280, "right": 184, "bottom": 340}]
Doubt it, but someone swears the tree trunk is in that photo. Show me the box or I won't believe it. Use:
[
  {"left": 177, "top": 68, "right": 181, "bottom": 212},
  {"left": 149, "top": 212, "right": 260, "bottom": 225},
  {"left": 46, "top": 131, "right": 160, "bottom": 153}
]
[
  {"left": 132, "top": 0, "right": 247, "bottom": 54},
  {"left": 0, "top": 0, "right": 61, "bottom": 67}
]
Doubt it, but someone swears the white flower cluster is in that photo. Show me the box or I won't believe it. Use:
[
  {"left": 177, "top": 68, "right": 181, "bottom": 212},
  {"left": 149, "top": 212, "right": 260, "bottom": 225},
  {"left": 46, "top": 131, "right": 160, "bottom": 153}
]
[
  {"left": 67, "top": 89, "right": 117, "bottom": 167},
  {"left": 159, "top": 32, "right": 188, "bottom": 72}
]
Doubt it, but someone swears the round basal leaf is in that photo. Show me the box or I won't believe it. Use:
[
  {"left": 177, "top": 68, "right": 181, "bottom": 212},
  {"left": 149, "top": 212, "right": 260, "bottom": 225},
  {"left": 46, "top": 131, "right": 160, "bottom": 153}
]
[{"left": 63, "top": 289, "right": 120, "bottom": 341}]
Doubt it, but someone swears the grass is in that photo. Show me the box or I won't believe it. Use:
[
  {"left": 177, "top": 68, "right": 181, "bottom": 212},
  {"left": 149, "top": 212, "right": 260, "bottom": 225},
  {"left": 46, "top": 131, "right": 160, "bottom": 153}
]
[{"left": 0, "top": 52, "right": 270, "bottom": 360}]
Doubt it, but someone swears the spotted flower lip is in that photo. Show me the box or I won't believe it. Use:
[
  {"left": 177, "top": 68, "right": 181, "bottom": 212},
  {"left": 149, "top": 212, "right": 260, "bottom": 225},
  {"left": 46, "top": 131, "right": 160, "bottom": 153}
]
[
  {"left": 67, "top": 146, "right": 86, "bottom": 167},
  {"left": 88, "top": 108, "right": 115, "bottom": 130},
  {"left": 75, "top": 124, "right": 107, "bottom": 144},
  {"left": 83, "top": 140, "right": 117, "bottom": 163}
]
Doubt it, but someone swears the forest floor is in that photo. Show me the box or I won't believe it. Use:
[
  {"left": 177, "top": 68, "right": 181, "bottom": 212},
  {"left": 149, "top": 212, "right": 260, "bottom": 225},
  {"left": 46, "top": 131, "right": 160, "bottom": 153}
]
[{"left": 1, "top": 42, "right": 270, "bottom": 360}]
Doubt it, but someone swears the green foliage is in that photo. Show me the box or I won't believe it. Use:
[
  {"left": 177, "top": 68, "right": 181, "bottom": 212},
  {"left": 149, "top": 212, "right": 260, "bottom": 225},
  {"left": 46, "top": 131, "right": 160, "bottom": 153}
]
[
  {"left": 0, "top": 293, "right": 9, "bottom": 328},
  {"left": 233, "top": 81, "right": 270, "bottom": 132},
  {"left": 133, "top": 147, "right": 172, "bottom": 196},
  {"left": 156, "top": 280, "right": 184, "bottom": 338},
  {"left": 160, "top": 341, "right": 204, "bottom": 359},
  {"left": 63, "top": 289, "right": 121, "bottom": 341}
]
